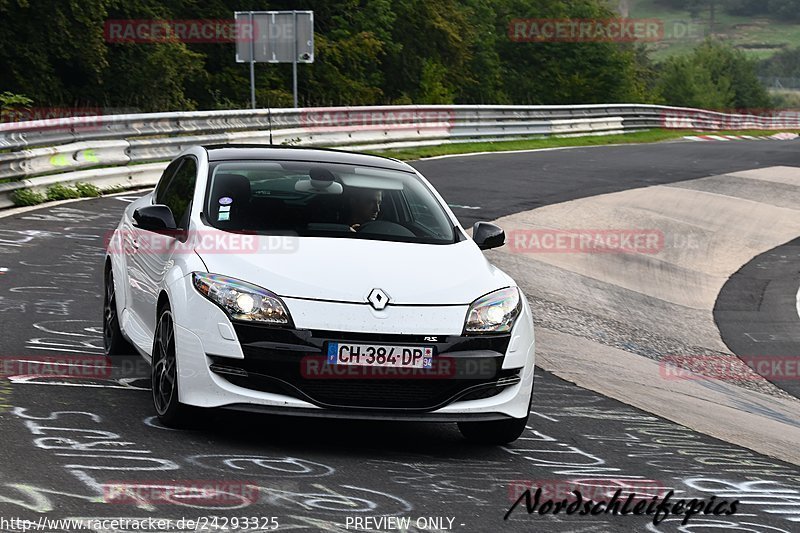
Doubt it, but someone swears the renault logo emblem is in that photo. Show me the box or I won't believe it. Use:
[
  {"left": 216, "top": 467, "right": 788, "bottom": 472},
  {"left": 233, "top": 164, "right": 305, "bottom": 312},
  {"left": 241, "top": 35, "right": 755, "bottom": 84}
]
[{"left": 367, "top": 288, "right": 390, "bottom": 310}]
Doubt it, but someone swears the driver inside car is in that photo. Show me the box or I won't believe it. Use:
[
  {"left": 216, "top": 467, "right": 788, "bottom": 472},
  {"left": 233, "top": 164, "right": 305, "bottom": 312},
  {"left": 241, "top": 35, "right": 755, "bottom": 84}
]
[{"left": 346, "top": 188, "right": 382, "bottom": 231}]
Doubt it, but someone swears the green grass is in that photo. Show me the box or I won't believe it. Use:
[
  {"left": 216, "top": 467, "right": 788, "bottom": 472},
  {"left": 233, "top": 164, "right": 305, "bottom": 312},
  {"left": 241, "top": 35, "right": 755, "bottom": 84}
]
[
  {"left": 629, "top": 0, "right": 800, "bottom": 60},
  {"left": 370, "top": 129, "right": 797, "bottom": 160}
]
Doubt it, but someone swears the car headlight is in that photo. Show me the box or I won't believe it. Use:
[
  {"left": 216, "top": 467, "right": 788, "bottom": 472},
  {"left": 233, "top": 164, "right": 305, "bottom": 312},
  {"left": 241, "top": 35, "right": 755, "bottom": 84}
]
[
  {"left": 192, "top": 272, "right": 293, "bottom": 326},
  {"left": 464, "top": 287, "right": 521, "bottom": 334}
]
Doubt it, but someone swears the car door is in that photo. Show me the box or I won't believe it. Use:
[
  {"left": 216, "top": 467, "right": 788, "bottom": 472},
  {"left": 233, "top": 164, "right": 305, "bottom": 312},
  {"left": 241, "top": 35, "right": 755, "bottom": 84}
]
[
  {"left": 128, "top": 156, "right": 198, "bottom": 345},
  {"left": 123, "top": 159, "right": 180, "bottom": 350}
]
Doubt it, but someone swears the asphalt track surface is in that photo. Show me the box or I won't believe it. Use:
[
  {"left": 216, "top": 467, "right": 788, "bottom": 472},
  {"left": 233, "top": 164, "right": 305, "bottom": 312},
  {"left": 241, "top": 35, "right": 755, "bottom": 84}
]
[
  {"left": 715, "top": 237, "right": 800, "bottom": 399},
  {"left": 1, "top": 140, "right": 800, "bottom": 532}
]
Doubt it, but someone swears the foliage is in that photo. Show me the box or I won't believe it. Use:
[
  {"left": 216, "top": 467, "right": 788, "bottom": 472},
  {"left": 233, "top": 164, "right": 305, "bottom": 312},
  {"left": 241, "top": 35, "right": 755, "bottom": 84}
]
[
  {"left": 76, "top": 182, "right": 102, "bottom": 197},
  {"left": 46, "top": 183, "right": 82, "bottom": 201},
  {"left": 0, "top": 91, "right": 33, "bottom": 122},
  {"left": 759, "top": 46, "right": 800, "bottom": 79},
  {"left": 769, "top": 90, "right": 800, "bottom": 108},
  {"left": 0, "top": 91, "right": 33, "bottom": 109},
  {"left": 656, "top": 40, "right": 770, "bottom": 110},
  {"left": 658, "top": 0, "right": 800, "bottom": 21},
  {"left": 11, "top": 188, "right": 45, "bottom": 206},
  {"left": 102, "top": 184, "right": 127, "bottom": 194},
  {"left": 0, "top": 0, "right": 772, "bottom": 110}
]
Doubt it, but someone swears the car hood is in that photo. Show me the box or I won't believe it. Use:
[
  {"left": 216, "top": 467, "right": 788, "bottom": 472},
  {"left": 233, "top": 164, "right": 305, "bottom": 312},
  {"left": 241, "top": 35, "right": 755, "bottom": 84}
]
[{"left": 195, "top": 234, "right": 513, "bottom": 305}]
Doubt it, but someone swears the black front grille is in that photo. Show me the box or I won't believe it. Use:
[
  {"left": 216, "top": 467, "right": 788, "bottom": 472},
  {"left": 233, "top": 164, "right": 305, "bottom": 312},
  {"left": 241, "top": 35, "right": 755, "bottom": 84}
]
[
  {"left": 231, "top": 324, "right": 511, "bottom": 354},
  {"left": 209, "top": 323, "right": 518, "bottom": 411}
]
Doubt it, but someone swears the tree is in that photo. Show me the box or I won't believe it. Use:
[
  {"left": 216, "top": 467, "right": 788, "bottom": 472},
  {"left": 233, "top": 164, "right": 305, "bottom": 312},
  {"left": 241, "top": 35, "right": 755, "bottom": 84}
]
[
  {"left": 656, "top": 40, "right": 770, "bottom": 110},
  {"left": 495, "top": 0, "right": 655, "bottom": 104},
  {"left": 0, "top": 0, "right": 110, "bottom": 106},
  {"left": 0, "top": 0, "right": 683, "bottom": 111}
]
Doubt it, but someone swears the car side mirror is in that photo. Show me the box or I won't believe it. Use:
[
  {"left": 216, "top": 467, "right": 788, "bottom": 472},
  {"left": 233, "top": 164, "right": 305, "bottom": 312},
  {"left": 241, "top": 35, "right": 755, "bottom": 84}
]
[
  {"left": 133, "top": 204, "right": 177, "bottom": 232},
  {"left": 472, "top": 222, "right": 505, "bottom": 250}
]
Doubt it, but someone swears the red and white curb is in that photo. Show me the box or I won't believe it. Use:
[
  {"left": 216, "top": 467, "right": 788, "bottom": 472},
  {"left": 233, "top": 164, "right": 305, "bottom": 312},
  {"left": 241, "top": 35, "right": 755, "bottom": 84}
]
[{"left": 684, "top": 132, "right": 799, "bottom": 141}]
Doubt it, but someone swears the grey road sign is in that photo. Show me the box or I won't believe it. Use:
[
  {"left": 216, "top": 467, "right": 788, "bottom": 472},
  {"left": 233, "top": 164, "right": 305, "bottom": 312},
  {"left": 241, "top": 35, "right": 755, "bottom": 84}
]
[
  {"left": 235, "top": 10, "right": 314, "bottom": 109},
  {"left": 235, "top": 11, "right": 314, "bottom": 64}
]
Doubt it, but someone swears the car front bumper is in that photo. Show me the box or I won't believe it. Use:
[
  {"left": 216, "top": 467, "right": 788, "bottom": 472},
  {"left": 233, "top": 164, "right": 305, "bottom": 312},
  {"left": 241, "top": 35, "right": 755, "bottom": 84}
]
[{"left": 170, "top": 277, "right": 536, "bottom": 420}]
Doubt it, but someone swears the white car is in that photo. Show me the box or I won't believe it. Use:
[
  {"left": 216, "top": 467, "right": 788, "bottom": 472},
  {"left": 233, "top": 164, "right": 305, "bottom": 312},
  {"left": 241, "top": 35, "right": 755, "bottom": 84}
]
[{"left": 103, "top": 145, "right": 535, "bottom": 444}]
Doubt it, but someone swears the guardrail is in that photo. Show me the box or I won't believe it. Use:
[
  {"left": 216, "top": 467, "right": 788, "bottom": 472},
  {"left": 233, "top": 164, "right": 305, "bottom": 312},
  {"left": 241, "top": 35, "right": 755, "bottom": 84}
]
[{"left": 1, "top": 104, "right": 799, "bottom": 208}]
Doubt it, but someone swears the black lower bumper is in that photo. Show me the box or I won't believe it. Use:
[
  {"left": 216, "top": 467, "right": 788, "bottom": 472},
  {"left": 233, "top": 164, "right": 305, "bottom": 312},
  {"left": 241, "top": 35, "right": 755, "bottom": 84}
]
[{"left": 208, "top": 323, "right": 520, "bottom": 412}]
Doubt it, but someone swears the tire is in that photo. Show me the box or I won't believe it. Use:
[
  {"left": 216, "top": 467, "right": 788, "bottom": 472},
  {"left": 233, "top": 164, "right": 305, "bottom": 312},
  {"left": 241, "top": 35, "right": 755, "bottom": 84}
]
[
  {"left": 457, "top": 415, "right": 529, "bottom": 445},
  {"left": 103, "top": 266, "right": 135, "bottom": 356},
  {"left": 457, "top": 382, "right": 533, "bottom": 445},
  {"left": 151, "top": 302, "right": 194, "bottom": 427}
]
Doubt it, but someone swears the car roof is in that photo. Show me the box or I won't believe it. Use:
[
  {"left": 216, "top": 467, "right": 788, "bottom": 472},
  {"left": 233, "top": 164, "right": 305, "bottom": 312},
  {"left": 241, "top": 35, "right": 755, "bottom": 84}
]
[{"left": 202, "top": 145, "right": 412, "bottom": 172}]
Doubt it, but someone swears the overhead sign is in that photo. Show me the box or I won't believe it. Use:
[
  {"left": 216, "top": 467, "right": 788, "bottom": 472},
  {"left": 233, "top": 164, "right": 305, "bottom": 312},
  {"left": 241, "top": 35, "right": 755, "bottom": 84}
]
[{"left": 235, "top": 11, "right": 314, "bottom": 64}]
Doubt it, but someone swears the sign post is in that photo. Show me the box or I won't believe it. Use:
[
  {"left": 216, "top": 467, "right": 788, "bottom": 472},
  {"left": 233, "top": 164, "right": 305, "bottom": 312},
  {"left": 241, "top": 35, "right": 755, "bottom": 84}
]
[
  {"left": 235, "top": 10, "right": 314, "bottom": 109},
  {"left": 293, "top": 11, "right": 298, "bottom": 108},
  {"left": 249, "top": 12, "right": 255, "bottom": 109}
]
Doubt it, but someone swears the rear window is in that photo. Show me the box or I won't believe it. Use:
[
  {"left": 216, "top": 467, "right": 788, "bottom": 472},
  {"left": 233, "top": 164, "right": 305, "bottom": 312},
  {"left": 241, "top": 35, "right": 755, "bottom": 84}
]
[{"left": 204, "top": 160, "right": 456, "bottom": 245}]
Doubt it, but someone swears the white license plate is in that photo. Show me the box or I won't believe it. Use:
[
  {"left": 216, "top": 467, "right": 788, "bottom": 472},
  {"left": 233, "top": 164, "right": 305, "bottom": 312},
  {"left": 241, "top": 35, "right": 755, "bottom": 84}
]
[{"left": 326, "top": 342, "right": 433, "bottom": 369}]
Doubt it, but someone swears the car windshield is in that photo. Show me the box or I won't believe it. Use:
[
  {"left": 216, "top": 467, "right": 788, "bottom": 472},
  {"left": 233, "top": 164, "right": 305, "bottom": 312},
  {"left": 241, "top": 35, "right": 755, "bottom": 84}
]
[{"left": 204, "top": 160, "right": 456, "bottom": 244}]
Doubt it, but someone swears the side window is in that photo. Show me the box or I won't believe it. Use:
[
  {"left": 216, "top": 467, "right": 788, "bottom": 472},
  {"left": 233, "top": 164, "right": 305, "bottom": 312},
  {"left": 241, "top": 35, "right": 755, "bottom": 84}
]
[
  {"left": 154, "top": 159, "right": 181, "bottom": 204},
  {"left": 161, "top": 157, "right": 198, "bottom": 229}
]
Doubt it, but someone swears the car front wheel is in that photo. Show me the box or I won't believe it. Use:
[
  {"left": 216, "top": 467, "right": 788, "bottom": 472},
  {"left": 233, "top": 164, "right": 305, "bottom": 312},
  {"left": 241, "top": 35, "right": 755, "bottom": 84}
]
[
  {"left": 152, "top": 302, "right": 194, "bottom": 427},
  {"left": 457, "top": 384, "right": 533, "bottom": 444},
  {"left": 457, "top": 414, "right": 529, "bottom": 445}
]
